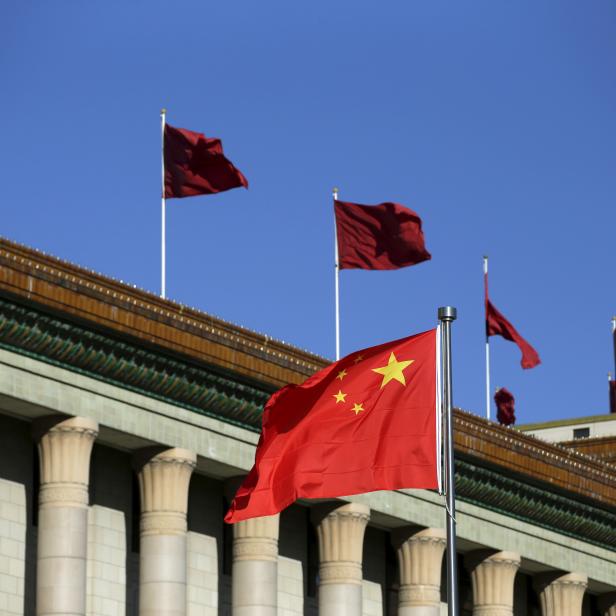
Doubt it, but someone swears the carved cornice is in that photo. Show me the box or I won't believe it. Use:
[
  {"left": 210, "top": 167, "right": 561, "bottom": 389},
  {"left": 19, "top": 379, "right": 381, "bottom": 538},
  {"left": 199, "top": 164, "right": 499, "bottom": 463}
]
[
  {"left": 0, "top": 237, "right": 326, "bottom": 388},
  {"left": 559, "top": 436, "right": 616, "bottom": 465},
  {"left": 0, "top": 297, "right": 272, "bottom": 429},
  {"left": 456, "top": 458, "right": 616, "bottom": 548},
  {"left": 454, "top": 410, "right": 616, "bottom": 509}
]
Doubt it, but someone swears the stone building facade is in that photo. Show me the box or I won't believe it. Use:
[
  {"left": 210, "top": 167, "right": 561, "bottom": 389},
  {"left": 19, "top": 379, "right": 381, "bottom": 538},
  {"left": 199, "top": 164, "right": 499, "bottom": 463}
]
[{"left": 0, "top": 237, "right": 614, "bottom": 616}]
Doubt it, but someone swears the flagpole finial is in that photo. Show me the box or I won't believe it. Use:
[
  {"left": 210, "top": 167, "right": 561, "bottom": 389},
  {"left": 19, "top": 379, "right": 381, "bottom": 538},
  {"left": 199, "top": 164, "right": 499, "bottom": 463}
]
[
  {"left": 161, "top": 108, "right": 167, "bottom": 115},
  {"left": 332, "top": 187, "right": 339, "bottom": 199},
  {"left": 438, "top": 306, "right": 457, "bottom": 322}
]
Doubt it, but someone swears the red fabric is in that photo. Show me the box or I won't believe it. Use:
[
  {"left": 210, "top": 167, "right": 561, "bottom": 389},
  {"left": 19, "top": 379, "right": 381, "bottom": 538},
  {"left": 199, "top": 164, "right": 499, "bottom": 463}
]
[
  {"left": 164, "top": 124, "right": 248, "bottom": 198},
  {"left": 485, "top": 273, "right": 540, "bottom": 369},
  {"left": 225, "top": 329, "right": 438, "bottom": 523},
  {"left": 334, "top": 200, "right": 431, "bottom": 270},
  {"left": 610, "top": 380, "right": 616, "bottom": 414},
  {"left": 494, "top": 387, "right": 516, "bottom": 426}
]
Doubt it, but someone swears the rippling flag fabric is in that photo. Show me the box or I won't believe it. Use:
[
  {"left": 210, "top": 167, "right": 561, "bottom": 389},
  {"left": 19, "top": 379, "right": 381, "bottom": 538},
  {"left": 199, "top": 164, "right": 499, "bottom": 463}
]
[
  {"left": 485, "top": 275, "right": 540, "bottom": 369},
  {"left": 164, "top": 124, "right": 248, "bottom": 198},
  {"left": 334, "top": 200, "right": 431, "bottom": 270},
  {"left": 225, "top": 329, "right": 439, "bottom": 523}
]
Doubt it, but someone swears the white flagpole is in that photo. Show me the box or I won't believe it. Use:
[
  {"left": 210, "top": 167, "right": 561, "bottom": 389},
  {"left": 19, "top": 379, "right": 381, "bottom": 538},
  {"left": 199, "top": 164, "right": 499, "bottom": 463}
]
[
  {"left": 161, "top": 108, "right": 167, "bottom": 299},
  {"left": 484, "top": 256, "right": 490, "bottom": 420},
  {"left": 333, "top": 187, "right": 340, "bottom": 360}
]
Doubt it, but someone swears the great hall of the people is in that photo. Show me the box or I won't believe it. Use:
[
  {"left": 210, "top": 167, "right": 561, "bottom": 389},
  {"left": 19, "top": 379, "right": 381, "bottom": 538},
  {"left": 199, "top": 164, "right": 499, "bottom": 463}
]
[{"left": 0, "top": 237, "right": 614, "bottom": 616}]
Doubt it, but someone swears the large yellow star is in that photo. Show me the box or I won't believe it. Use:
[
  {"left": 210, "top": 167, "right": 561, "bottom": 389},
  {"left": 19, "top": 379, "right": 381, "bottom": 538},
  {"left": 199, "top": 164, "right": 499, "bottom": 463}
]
[
  {"left": 333, "top": 390, "right": 347, "bottom": 403},
  {"left": 372, "top": 352, "right": 414, "bottom": 388},
  {"left": 351, "top": 402, "right": 364, "bottom": 415}
]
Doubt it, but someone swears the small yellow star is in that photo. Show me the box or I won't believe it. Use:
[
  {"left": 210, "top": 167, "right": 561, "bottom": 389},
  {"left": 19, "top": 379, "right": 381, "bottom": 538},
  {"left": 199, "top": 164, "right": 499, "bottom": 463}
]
[
  {"left": 372, "top": 352, "right": 414, "bottom": 388},
  {"left": 333, "top": 390, "right": 347, "bottom": 403},
  {"left": 336, "top": 369, "right": 348, "bottom": 381},
  {"left": 351, "top": 402, "right": 365, "bottom": 415},
  {"left": 353, "top": 355, "right": 364, "bottom": 364}
]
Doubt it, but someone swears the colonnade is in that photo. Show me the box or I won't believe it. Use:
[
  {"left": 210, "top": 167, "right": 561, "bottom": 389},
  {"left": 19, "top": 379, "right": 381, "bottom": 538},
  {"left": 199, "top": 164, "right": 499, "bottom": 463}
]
[{"left": 32, "top": 415, "right": 616, "bottom": 616}]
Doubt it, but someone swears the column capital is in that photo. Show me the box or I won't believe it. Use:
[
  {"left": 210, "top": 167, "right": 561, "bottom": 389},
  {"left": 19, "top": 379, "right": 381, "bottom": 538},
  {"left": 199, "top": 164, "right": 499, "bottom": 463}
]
[
  {"left": 465, "top": 550, "right": 520, "bottom": 616},
  {"left": 134, "top": 447, "right": 196, "bottom": 535},
  {"left": 33, "top": 415, "right": 99, "bottom": 507},
  {"left": 232, "top": 514, "right": 279, "bottom": 562},
  {"left": 311, "top": 502, "right": 370, "bottom": 586},
  {"left": 534, "top": 571, "right": 587, "bottom": 616},
  {"left": 393, "top": 527, "right": 446, "bottom": 610}
]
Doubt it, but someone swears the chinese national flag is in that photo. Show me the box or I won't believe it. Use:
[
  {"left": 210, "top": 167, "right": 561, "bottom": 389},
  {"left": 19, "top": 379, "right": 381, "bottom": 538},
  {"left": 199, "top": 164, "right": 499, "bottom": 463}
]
[
  {"left": 225, "top": 329, "right": 439, "bottom": 523},
  {"left": 164, "top": 123, "right": 248, "bottom": 198},
  {"left": 334, "top": 200, "right": 431, "bottom": 270}
]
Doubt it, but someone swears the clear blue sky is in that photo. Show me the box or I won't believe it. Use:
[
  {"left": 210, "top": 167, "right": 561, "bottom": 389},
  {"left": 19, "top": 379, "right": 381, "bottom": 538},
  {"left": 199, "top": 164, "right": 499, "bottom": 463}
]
[{"left": 2, "top": 1, "right": 615, "bottom": 424}]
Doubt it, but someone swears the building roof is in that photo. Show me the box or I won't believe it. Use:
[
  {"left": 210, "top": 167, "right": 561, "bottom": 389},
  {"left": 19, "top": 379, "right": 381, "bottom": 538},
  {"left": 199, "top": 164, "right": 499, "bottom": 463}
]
[
  {"left": 0, "top": 236, "right": 615, "bottom": 547},
  {"left": 0, "top": 237, "right": 327, "bottom": 389}
]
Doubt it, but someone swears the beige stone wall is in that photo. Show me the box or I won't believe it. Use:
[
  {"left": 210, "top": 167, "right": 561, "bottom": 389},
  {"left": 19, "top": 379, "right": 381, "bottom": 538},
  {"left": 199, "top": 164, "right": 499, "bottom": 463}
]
[
  {"left": 0, "top": 478, "right": 26, "bottom": 615},
  {"left": 187, "top": 531, "right": 218, "bottom": 615},
  {"left": 278, "top": 555, "right": 303, "bottom": 616},
  {"left": 86, "top": 506, "right": 127, "bottom": 616},
  {"left": 362, "top": 579, "right": 383, "bottom": 616}
]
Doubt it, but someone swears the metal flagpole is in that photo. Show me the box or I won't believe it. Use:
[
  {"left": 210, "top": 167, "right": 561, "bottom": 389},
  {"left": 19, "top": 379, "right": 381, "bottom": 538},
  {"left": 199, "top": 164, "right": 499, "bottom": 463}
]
[
  {"left": 438, "top": 305, "right": 458, "bottom": 616},
  {"left": 484, "top": 256, "right": 490, "bottom": 420},
  {"left": 333, "top": 187, "right": 340, "bottom": 360},
  {"left": 161, "top": 108, "right": 167, "bottom": 299},
  {"left": 612, "top": 316, "right": 616, "bottom": 374}
]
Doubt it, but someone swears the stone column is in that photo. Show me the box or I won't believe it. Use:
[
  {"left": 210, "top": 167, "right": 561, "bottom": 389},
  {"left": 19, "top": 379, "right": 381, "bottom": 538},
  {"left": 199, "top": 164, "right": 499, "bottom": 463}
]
[
  {"left": 231, "top": 514, "right": 279, "bottom": 616},
  {"left": 225, "top": 478, "right": 280, "bottom": 616},
  {"left": 311, "top": 502, "right": 370, "bottom": 616},
  {"left": 33, "top": 415, "right": 99, "bottom": 616},
  {"left": 598, "top": 592, "right": 616, "bottom": 616},
  {"left": 135, "top": 447, "right": 196, "bottom": 616},
  {"left": 534, "top": 572, "right": 588, "bottom": 616},
  {"left": 392, "top": 527, "right": 446, "bottom": 616},
  {"left": 465, "top": 550, "right": 520, "bottom": 616}
]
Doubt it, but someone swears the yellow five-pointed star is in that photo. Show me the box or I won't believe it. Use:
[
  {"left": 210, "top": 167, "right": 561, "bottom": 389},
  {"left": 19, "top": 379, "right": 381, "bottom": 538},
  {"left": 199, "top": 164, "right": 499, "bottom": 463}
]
[
  {"left": 336, "top": 369, "right": 348, "bottom": 380},
  {"left": 333, "top": 390, "right": 347, "bottom": 403},
  {"left": 372, "top": 352, "right": 414, "bottom": 388},
  {"left": 351, "top": 402, "right": 364, "bottom": 415},
  {"left": 353, "top": 354, "right": 364, "bottom": 364}
]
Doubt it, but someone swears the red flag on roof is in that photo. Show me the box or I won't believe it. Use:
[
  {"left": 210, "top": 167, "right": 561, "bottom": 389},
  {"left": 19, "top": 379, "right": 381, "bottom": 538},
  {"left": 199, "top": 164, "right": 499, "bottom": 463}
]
[
  {"left": 485, "top": 272, "right": 540, "bottom": 369},
  {"left": 225, "top": 329, "right": 439, "bottom": 523},
  {"left": 164, "top": 124, "right": 248, "bottom": 198},
  {"left": 494, "top": 387, "right": 516, "bottom": 426},
  {"left": 334, "top": 200, "right": 431, "bottom": 270}
]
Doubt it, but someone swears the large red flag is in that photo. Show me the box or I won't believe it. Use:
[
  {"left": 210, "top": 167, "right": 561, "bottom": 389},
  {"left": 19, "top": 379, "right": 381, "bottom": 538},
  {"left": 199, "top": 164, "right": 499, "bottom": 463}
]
[
  {"left": 485, "top": 274, "right": 540, "bottom": 369},
  {"left": 225, "top": 329, "right": 439, "bottom": 523},
  {"left": 164, "top": 124, "right": 248, "bottom": 198},
  {"left": 334, "top": 200, "right": 431, "bottom": 270}
]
